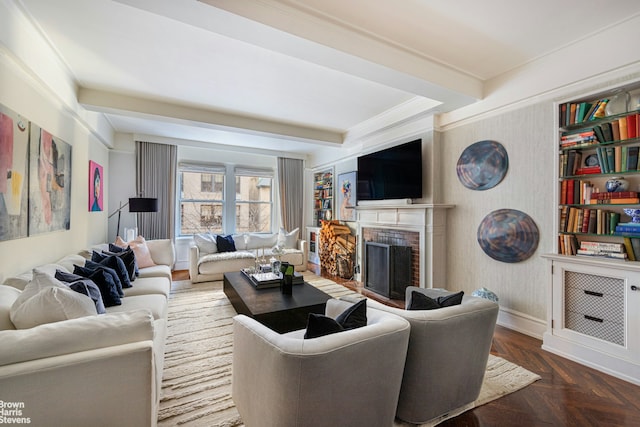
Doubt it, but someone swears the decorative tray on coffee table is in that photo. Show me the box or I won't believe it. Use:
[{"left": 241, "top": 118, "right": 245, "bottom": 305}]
[{"left": 241, "top": 269, "right": 305, "bottom": 289}]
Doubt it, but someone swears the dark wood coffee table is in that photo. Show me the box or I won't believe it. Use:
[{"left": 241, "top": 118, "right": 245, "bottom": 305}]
[{"left": 223, "top": 271, "right": 332, "bottom": 333}]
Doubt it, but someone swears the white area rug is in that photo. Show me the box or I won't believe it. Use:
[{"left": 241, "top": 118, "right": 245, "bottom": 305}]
[{"left": 158, "top": 274, "right": 540, "bottom": 426}]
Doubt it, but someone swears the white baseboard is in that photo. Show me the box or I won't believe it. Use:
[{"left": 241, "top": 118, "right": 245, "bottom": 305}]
[{"left": 497, "top": 307, "right": 546, "bottom": 340}]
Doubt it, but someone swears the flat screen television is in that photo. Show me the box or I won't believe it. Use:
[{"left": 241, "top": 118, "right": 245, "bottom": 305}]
[{"left": 357, "top": 139, "right": 423, "bottom": 201}]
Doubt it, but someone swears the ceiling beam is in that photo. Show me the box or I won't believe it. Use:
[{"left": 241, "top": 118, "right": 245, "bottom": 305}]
[
  {"left": 78, "top": 87, "right": 344, "bottom": 145},
  {"left": 115, "top": 0, "right": 482, "bottom": 111}
]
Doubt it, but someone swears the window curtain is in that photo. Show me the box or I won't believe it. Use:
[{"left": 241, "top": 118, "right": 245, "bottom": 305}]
[
  {"left": 135, "top": 141, "right": 177, "bottom": 240},
  {"left": 277, "top": 157, "right": 303, "bottom": 233}
]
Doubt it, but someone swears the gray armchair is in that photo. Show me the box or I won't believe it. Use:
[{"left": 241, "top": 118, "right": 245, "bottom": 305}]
[
  {"left": 232, "top": 299, "right": 410, "bottom": 427},
  {"left": 366, "top": 286, "right": 499, "bottom": 425}
]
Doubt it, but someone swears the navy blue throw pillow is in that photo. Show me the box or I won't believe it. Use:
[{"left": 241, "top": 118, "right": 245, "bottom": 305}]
[
  {"left": 304, "top": 299, "right": 367, "bottom": 339},
  {"left": 216, "top": 235, "right": 237, "bottom": 253},
  {"left": 408, "top": 291, "right": 464, "bottom": 310},
  {"left": 335, "top": 299, "right": 367, "bottom": 330},
  {"left": 437, "top": 291, "right": 464, "bottom": 307},
  {"left": 94, "top": 250, "right": 136, "bottom": 283},
  {"left": 55, "top": 270, "right": 106, "bottom": 314},
  {"left": 109, "top": 243, "right": 139, "bottom": 277},
  {"left": 80, "top": 260, "right": 124, "bottom": 297},
  {"left": 73, "top": 265, "right": 121, "bottom": 307},
  {"left": 304, "top": 313, "right": 345, "bottom": 339},
  {"left": 89, "top": 254, "right": 131, "bottom": 290}
]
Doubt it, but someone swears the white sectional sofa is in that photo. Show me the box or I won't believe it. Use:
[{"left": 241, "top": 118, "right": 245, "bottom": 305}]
[
  {"left": 189, "top": 229, "right": 307, "bottom": 283},
  {"left": 0, "top": 239, "right": 174, "bottom": 427}
]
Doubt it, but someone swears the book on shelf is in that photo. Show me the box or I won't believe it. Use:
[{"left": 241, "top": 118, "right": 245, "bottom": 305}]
[
  {"left": 611, "top": 120, "right": 621, "bottom": 141},
  {"left": 560, "top": 130, "right": 597, "bottom": 147},
  {"left": 576, "top": 249, "right": 628, "bottom": 260},
  {"left": 601, "top": 122, "right": 613, "bottom": 142},
  {"left": 596, "top": 147, "right": 608, "bottom": 173},
  {"left": 615, "top": 224, "right": 640, "bottom": 234},
  {"left": 605, "top": 147, "right": 615, "bottom": 172},
  {"left": 615, "top": 146, "right": 622, "bottom": 172},
  {"left": 632, "top": 238, "right": 640, "bottom": 260},
  {"left": 580, "top": 241, "right": 625, "bottom": 252},
  {"left": 627, "top": 146, "right": 639, "bottom": 171},
  {"left": 591, "top": 197, "right": 640, "bottom": 205},
  {"left": 623, "top": 237, "right": 636, "bottom": 261},
  {"left": 592, "top": 125, "right": 606, "bottom": 144},
  {"left": 627, "top": 114, "right": 638, "bottom": 139},
  {"left": 575, "top": 166, "right": 601, "bottom": 175},
  {"left": 619, "top": 117, "right": 628, "bottom": 140},
  {"left": 591, "top": 191, "right": 638, "bottom": 200}
]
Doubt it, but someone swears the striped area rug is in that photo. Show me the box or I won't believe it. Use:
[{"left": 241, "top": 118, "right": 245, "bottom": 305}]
[{"left": 158, "top": 273, "right": 540, "bottom": 426}]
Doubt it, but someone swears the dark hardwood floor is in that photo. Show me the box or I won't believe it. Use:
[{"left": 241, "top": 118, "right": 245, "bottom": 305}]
[{"left": 173, "top": 266, "right": 640, "bottom": 426}]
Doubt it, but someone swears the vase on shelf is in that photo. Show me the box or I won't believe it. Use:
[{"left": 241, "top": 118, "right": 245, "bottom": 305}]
[
  {"left": 605, "top": 177, "right": 630, "bottom": 193},
  {"left": 623, "top": 209, "right": 640, "bottom": 224}
]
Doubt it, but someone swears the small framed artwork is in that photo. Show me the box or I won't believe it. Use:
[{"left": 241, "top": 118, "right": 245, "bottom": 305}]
[
  {"left": 89, "top": 160, "right": 103, "bottom": 212},
  {"left": 338, "top": 171, "right": 356, "bottom": 221}
]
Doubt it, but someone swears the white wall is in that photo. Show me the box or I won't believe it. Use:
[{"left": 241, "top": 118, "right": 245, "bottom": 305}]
[{"left": 0, "top": 2, "right": 111, "bottom": 282}]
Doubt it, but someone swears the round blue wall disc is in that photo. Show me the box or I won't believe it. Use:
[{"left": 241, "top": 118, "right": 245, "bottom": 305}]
[
  {"left": 477, "top": 209, "right": 539, "bottom": 263},
  {"left": 457, "top": 140, "right": 508, "bottom": 190}
]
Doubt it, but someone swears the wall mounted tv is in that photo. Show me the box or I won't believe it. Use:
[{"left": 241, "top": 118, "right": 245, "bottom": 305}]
[{"left": 357, "top": 139, "right": 423, "bottom": 201}]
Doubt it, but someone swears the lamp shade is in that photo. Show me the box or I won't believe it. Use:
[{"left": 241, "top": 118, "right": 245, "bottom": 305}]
[{"left": 129, "top": 197, "right": 158, "bottom": 213}]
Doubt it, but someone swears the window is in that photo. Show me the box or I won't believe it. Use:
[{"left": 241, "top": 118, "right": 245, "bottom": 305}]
[
  {"left": 178, "top": 163, "right": 225, "bottom": 235},
  {"left": 201, "top": 174, "right": 212, "bottom": 192},
  {"left": 235, "top": 168, "right": 273, "bottom": 233},
  {"left": 178, "top": 163, "right": 274, "bottom": 236}
]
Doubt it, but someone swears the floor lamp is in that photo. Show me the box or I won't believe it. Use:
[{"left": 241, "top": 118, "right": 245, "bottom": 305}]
[{"left": 108, "top": 197, "right": 158, "bottom": 240}]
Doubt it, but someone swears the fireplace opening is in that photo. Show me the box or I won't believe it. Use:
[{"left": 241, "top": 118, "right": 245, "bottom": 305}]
[{"left": 365, "top": 241, "right": 412, "bottom": 299}]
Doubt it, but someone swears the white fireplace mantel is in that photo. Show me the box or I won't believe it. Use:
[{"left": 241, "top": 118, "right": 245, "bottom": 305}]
[{"left": 356, "top": 203, "right": 454, "bottom": 288}]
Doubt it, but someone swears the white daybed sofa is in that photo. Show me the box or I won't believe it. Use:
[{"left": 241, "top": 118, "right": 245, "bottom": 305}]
[
  {"left": 189, "top": 230, "right": 307, "bottom": 283},
  {"left": 0, "top": 239, "right": 174, "bottom": 427}
]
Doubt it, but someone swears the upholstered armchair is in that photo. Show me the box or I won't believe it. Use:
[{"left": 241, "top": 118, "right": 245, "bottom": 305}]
[
  {"left": 366, "top": 286, "right": 499, "bottom": 425},
  {"left": 232, "top": 299, "right": 410, "bottom": 427}
]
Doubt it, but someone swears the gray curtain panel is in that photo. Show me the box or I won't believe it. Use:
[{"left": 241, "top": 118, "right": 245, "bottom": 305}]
[
  {"left": 277, "top": 157, "right": 303, "bottom": 233},
  {"left": 135, "top": 141, "right": 177, "bottom": 240}
]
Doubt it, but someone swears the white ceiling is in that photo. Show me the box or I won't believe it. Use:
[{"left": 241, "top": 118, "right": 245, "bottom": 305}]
[{"left": 17, "top": 0, "right": 640, "bottom": 154}]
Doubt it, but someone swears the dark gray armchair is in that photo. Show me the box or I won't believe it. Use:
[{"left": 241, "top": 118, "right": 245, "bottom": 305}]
[{"left": 366, "top": 286, "right": 499, "bottom": 424}]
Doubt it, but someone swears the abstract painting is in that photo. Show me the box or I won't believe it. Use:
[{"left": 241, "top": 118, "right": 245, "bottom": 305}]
[
  {"left": 0, "top": 104, "right": 29, "bottom": 241},
  {"left": 89, "top": 160, "right": 103, "bottom": 212},
  {"left": 28, "top": 123, "right": 72, "bottom": 235},
  {"left": 338, "top": 171, "right": 356, "bottom": 221}
]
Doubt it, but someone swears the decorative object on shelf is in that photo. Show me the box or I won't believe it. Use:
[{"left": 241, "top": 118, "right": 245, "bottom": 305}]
[
  {"left": 337, "top": 171, "right": 356, "bottom": 221},
  {"left": 456, "top": 140, "right": 509, "bottom": 191},
  {"left": 477, "top": 209, "right": 539, "bottom": 263},
  {"left": 605, "top": 177, "right": 630, "bottom": 193},
  {"left": 605, "top": 90, "right": 629, "bottom": 116},
  {"left": 471, "top": 287, "right": 499, "bottom": 303},
  {"left": 584, "top": 154, "right": 599, "bottom": 167},
  {"left": 623, "top": 208, "right": 640, "bottom": 224}
]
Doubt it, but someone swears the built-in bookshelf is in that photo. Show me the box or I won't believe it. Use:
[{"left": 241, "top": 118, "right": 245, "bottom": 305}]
[
  {"left": 557, "top": 84, "right": 640, "bottom": 261},
  {"left": 543, "top": 82, "right": 640, "bottom": 386},
  {"left": 313, "top": 169, "right": 333, "bottom": 227}
]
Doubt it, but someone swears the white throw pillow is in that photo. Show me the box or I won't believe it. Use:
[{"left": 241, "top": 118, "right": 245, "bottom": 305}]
[
  {"left": 194, "top": 232, "right": 218, "bottom": 254},
  {"left": 246, "top": 233, "right": 278, "bottom": 250},
  {"left": 10, "top": 270, "right": 97, "bottom": 329},
  {"left": 233, "top": 234, "right": 248, "bottom": 250},
  {"left": 277, "top": 228, "right": 299, "bottom": 249}
]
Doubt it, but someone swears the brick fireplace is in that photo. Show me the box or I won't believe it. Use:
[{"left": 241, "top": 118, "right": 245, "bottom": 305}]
[
  {"left": 362, "top": 227, "right": 420, "bottom": 288},
  {"left": 356, "top": 203, "right": 454, "bottom": 290}
]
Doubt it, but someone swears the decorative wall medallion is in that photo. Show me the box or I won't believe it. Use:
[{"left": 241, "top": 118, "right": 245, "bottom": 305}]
[
  {"left": 477, "top": 209, "right": 539, "bottom": 263},
  {"left": 456, "top": 140, "right": 508, "bottom": 190}
]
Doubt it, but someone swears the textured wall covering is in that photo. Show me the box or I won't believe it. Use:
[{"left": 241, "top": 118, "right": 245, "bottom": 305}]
[{"left": 441, "top": 103, "right": 555, "bottom": 322}]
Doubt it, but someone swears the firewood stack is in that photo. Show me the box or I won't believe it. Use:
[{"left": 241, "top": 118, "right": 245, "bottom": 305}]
[{"left": 319, "top": 220, "right": 357, "bottom": 278}]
